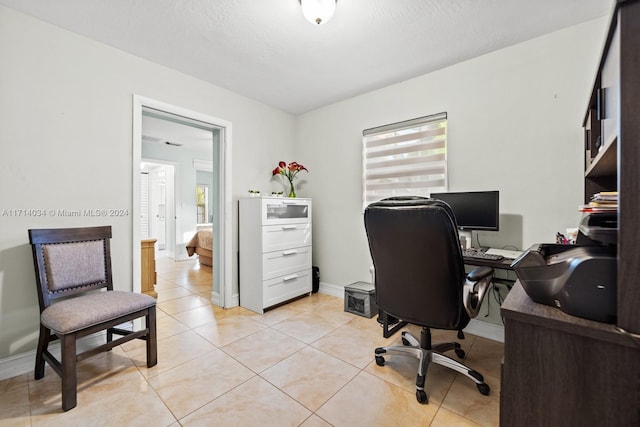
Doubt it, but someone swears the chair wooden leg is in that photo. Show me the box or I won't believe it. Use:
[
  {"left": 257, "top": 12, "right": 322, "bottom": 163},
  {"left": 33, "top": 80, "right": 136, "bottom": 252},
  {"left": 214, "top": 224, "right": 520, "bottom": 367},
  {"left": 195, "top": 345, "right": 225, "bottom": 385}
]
[
  {"left": 60, "top": 334, "right": 77, "bottom": 411},
  {"left": 34, "top": 324, "right": 50, "bottom": 380},
  {"left": 146, "top": 307, "right": 157, "bottom": 367}
]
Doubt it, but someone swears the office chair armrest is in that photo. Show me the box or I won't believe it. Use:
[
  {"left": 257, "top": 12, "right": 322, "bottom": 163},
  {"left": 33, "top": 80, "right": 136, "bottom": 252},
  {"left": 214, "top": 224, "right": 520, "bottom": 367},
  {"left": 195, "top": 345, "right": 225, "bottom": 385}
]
[
  {"left": 463, "top": 266, "right": 494, "bottom": 318},
  {"left": 466, "top": 266, "right": 493, "bottom": 282}
]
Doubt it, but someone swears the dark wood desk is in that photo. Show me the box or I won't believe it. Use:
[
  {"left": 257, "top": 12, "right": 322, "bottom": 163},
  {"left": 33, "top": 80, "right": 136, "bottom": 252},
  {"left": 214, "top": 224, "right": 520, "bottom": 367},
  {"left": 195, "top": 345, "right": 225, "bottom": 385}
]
[
  {"left": 464, "top": 256, "right": 516, "bottom": 290},
  {"left": 463, "top": 256, "right": 514, "bottom": 271},
  {"left": 500, "top": 282, "right": 640, "bottom": 426}
]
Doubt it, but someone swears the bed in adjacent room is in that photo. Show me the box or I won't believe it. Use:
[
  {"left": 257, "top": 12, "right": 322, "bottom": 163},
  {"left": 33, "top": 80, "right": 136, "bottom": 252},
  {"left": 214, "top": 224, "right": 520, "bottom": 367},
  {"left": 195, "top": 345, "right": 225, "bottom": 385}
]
[{"left": 186, "top": 225, "right": 213, "bottom": 267}]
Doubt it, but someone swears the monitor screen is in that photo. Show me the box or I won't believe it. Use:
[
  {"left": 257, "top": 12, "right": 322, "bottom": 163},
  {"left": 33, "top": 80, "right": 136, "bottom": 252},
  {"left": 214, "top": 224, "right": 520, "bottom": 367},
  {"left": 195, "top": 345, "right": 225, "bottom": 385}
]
[{"left": 430, "top": 191, "right": 499, "bottom": 231}]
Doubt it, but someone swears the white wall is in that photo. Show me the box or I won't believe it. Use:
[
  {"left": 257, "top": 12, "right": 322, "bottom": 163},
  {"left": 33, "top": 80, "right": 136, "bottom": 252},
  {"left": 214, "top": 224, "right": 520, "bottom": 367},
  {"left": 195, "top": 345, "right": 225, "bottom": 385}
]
[
  {"left": 0, "top": 6, "right": 295, "bottom": 359},
  {"left": 0, "top": 4, "right": 610, "bottom": 362},
  {"left": 296, "top": 18, "right": 609, "bottom": 288}
]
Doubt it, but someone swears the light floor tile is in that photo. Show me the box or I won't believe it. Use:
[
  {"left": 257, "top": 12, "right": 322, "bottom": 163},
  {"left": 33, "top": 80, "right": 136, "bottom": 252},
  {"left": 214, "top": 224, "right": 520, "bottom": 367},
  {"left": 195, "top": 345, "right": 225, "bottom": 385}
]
[
  {"left": 465, "top": 336, "right": 504, "bottom": 380},
  {"left": 317, "top": 371, "right": 438, "bottom": 426},
  {"left": 180, "top": 376, "right": 311, "bottom": 427},
  {"left": 441, "top": 372, "right": 501, "bottom": 426},
  {"left": 129, "top": 330, "right": 218, "bottom": 378},
  {"left": 193, "top": 316, "right": 267, "bottom": 347},
  {"left": 122, "top": 315, "right": 190, "bottom": 353},
  {"left": 176, "top": 275, "right": 212, "bottom": 289},
  {"left": 364, "top": 355, "right": 457, "bottom": 405},
  {"left": 299, "top": 414, "right": 333, "bottom": 427},
  {"left": 313, "top": 298, "right": 360, "bottom": 327},
  {"left": 271, "top": 311, "right": 341, "bottom": 344},
  {"left": 254, "top": 303, "right": 306, "bottom": 326},
  {"left": 1, "top": 256, "right": 502, "bottom": 426},
  {"left": 148, "top": 349, "right": 254, "bottom": 419},
  {"left": 188, "top": 283, "right": 215, "bottom": 294},
  {"left": 31, "top": 371, "right": 175, "bottom": 427},
  {"left": 0, "top": 404, "right": 31, "bottom": 427},
  {"left": 155, "top": 286, "right": 195, "bottom": 303},
  {"left": 171, "top": 304, "right": 218, "bottom": 329},
  {"left": 222, "top": 328, "right": 306, "bottom": 373},
  {"left": 154, "top": 277, "right": 180, "bottom": 290},
  {"left": 261, "top": 346, "right": 360, "bottom": 411},
  {"left": 431, "top": 407, "right": 483, "bottom": 426},
  {"left": 286, "top": 293, "right": 337, "bottom": 312},
  {"left": 311, "top": 320, "right": 395, "bottom": 369},
  {"left": 0, "top": 374, "right": 31, "bottom": 427},
  {"left": 0, "top": 373, "right": 30, "bottom": 409},
  {"left": 157, "top": 294, "right": 210, "bottom": 315}
]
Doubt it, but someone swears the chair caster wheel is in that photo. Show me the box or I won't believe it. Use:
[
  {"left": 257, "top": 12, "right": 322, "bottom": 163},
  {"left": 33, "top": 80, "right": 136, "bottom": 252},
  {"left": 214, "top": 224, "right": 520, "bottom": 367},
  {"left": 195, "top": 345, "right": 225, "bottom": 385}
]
[
  {"left": 402, "top": 337, "right": 411, "bottom": 346},
  {"left": 455, "top": 348, "right": 465, "bottom": 359},
  {"left": 477, "top": 383, "right": 490, "bottom": 396},
  {"left": 375, "top": 355, "right": 385, "bottom": 366},
  {"left": 416, "top": 389, "right": 428, "bottom": 404}
]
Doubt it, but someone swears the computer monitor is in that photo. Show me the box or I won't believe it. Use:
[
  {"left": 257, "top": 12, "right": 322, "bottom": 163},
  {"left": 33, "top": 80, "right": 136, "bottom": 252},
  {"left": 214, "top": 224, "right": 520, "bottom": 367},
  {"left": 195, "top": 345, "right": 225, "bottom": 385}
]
[{"left": 430, "top": 191, "right": 500, "bottom": 231}]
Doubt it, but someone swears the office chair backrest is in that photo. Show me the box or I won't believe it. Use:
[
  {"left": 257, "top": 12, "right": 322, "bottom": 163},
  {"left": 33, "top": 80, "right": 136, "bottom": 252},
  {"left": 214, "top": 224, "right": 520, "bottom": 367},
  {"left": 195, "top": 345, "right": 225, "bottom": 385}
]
[
  {"left": 364, "top": 197, "right": 470, "bottom": 330},
  {"left": 29, "top": 226, "right": 114, "bottom": 311}
]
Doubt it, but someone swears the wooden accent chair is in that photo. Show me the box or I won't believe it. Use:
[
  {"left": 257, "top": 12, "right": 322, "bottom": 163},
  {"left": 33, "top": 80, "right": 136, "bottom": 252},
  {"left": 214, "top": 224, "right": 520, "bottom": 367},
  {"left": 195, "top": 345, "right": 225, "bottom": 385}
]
[{"left": 28, "top": 226, "right": 157, "bottom": 411}]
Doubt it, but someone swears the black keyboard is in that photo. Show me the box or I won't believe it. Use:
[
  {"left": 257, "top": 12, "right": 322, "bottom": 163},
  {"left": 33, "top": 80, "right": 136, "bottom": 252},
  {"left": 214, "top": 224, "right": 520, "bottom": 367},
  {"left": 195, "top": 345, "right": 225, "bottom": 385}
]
[{"left": 462, "top": 249, "right": 504, "bottom": 261}]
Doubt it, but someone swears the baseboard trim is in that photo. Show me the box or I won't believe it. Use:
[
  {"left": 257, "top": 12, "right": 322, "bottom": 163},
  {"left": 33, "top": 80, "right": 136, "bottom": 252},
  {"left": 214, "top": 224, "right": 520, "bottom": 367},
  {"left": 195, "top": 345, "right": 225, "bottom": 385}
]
[
  {"left": 318, "top": 282, "right": 504, "bottom": 343},
  {"left": 0, "top": 333, "right": 109, "bottom": 381},
  {"left": 0, "top": 349, "right": 36, "bottom": 381},
  {"left": 466, "top": 319, "right": 504, "bottom": 343},
  {"left": 318, "top": 281, "right": 344, "bottom": 298},
  {"left": 213, "top": 291, "right": 239, "bottom": 308},
  {"left": 229, "top": 293, "right": 239, "bottom": 307}
]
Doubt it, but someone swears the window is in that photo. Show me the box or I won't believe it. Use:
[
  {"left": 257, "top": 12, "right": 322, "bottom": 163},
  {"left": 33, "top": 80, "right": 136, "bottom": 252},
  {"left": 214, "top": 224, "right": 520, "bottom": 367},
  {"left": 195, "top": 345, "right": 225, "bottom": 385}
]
[
  {"left": 362, "top": 113, "right": 447, "bottom": 209},
  {"left": 196, "top": 184, "right": 208, "bottom": 224}
]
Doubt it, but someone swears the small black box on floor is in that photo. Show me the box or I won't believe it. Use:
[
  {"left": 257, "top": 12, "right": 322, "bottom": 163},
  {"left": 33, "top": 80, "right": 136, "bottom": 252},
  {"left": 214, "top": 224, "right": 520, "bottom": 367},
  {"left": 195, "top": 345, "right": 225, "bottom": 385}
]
[{"left": 344, "top": 281, "right": 377, "bottom": 318}]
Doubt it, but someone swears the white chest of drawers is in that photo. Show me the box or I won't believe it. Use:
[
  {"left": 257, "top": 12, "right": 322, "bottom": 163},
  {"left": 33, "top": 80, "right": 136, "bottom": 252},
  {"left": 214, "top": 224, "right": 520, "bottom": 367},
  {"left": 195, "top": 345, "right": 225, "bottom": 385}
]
[{"left": 239, "top": 197, "right": 312, "bottom": 313}]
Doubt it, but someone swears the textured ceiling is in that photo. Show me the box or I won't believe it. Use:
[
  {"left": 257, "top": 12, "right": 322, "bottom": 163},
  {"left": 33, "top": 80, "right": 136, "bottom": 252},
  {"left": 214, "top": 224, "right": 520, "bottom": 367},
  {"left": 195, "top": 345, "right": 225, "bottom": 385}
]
[{"left": 0, "top": 0, "right": 612, "bottom": 114}]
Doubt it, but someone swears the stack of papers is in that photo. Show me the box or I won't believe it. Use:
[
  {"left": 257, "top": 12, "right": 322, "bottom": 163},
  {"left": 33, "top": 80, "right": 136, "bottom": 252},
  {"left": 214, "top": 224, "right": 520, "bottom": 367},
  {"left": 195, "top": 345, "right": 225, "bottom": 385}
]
[{"left": 579, "top": 191, "right": 618, "bottom": 212}]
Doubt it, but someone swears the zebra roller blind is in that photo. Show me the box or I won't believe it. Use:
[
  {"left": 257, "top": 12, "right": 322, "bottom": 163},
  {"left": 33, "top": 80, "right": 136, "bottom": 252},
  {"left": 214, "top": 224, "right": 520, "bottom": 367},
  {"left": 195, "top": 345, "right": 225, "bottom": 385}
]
[{"left": 362, "top": 112, "right": 448, "bottom": 209}]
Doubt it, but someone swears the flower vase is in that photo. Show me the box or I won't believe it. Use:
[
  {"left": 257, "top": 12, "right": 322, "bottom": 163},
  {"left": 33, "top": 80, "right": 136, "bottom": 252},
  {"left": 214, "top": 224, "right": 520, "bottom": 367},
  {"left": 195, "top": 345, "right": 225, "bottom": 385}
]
[{"left": 288, "top": 181, "right": 296, "bottom": 198}]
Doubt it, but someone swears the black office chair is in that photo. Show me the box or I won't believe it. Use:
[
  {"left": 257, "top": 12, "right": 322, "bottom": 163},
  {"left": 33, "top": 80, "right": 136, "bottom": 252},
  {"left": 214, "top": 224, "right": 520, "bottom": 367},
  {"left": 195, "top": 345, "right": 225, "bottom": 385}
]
[{"left": 364, "top": 196, "right": 493, "bottom": 404}]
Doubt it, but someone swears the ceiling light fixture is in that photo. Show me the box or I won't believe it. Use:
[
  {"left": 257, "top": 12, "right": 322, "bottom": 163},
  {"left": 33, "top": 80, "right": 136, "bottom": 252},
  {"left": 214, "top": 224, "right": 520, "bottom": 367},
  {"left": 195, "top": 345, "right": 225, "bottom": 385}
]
[{"left": 299, "top": 0, "right": 337, "bottom": 25}]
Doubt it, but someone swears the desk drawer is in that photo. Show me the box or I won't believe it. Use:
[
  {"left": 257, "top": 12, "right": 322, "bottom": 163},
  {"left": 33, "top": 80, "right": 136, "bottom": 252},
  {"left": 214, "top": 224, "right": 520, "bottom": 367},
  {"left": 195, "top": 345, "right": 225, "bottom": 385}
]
[
  {"left": 263, "top": 247, "right": 312, "bottom": 280},
  {"left": 263, "top": 269, "right": 311, "bottom": 308},
  {"left": 262, "top": 223, "right": 311, "bottom": 252},
  {"left": 262, "top": 198, "right": 311, "bottom": 225}
]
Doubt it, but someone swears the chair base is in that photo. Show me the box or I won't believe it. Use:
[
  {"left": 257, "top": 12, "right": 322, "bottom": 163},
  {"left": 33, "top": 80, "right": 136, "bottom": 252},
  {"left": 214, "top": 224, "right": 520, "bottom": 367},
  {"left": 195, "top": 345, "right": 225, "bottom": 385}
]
[
  {"left": 377, "top": 309, "right": 408, "bottom": 338},
  {"left": 35, "top": 307, "right": 157, "bottom": 411},
  {"left": 374, "top": 327, "right": 490, "bottom": 404}
]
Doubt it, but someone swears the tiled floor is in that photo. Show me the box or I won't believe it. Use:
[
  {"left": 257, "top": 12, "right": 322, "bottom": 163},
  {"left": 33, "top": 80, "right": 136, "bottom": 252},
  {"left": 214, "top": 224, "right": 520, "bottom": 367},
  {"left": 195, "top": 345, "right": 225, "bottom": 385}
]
[{"left": 0, "top": 256, "right": 503, "bottom": 426}]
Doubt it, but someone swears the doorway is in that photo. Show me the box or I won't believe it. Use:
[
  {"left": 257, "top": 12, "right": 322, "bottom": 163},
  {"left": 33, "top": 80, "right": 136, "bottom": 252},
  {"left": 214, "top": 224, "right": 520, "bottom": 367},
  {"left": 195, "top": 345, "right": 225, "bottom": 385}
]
[
  {"left": 140, "top": 161, "right": 175, "bottom": 257},
  {"left": 132, "top": 95, "right": 233, "bottom": 308}
]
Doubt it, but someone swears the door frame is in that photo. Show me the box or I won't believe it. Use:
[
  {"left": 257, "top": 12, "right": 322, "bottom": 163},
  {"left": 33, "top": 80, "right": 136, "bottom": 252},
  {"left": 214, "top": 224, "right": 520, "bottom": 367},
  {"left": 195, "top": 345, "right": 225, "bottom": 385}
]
[{"left": 132, "top": 95, "right": 233, "bottom": 307}]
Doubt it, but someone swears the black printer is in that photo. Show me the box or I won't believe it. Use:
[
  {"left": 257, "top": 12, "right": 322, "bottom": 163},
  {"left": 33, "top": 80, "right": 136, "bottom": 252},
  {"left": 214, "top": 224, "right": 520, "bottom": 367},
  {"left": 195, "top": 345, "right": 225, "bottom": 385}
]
[{"left": 510, "top": 243, "right": 617, "bottom": 323}]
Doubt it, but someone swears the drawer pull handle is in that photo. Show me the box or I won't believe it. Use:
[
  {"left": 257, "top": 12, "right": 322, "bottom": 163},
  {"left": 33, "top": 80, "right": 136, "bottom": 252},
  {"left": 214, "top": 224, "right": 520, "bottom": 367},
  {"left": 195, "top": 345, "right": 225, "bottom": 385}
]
[
  {"left": 283, "top": 274, "right": 298, "bottom": 282},
  {"left": 282, "top": 250, "right": 297, "bottom": 256},
  {"left": 281, "top": 225, "right": 297, "bottom": 230}
]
